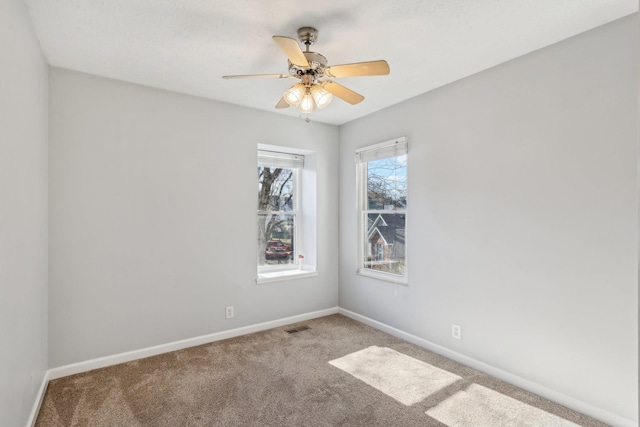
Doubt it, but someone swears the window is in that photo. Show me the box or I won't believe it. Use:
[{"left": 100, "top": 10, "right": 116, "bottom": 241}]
[
  {"left": 257, "top": 148, "right": 317, "bottom": 283},
  {"left": 356, "top": 137, "right": 408, "bottom": 283},
  {"left": 257, "top": 150, "right": 301, "bottom": 272}
]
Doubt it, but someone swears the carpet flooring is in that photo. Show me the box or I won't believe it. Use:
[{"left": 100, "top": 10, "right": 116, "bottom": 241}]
[{"left": 35, "top": 314, "right": 608, "bottom": 426}]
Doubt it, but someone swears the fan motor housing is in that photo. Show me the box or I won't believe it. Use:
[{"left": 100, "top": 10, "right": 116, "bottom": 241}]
[{"left": 289, "top": 51, "right": 328, "bottom": 78}]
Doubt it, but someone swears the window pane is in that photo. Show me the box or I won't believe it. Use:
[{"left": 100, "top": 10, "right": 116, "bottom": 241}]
[
  {"left": 257, "top": 213, "right": 295, "bottom": 267},
  {"left": 367, "top": 156, "right": 407, "bottom": 210},
  {"left": 364, "top": 213, "right": 405, "bottom": 275},
  {"left": 258, "top": 166, "right": 294, "bottom": 211}
]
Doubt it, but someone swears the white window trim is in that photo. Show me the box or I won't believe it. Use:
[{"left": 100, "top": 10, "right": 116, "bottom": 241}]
[
  {"left": 356, "top": 137, "right": 408, "bottom": 285},
  {"left": 256, "top": 269, "right": 318, "bottom": 284},
  {"left": 256, "top": 146, "right": 317, "bottom": 283}
]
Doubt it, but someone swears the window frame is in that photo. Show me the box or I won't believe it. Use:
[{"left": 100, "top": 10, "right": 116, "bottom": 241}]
[
  {"left": 256, "top": 147, "right": 318, "bottom": 284},
  {"left": 356, "top": 137, "right": 408, "bottom": 285}
]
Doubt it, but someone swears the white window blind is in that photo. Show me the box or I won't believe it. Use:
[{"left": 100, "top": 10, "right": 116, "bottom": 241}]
[
  {"left": 258, "top": 150, "right": 304, "bottom": 169},
  {"left": 355, "top": 137, "right": 407, "bottom": 163}
]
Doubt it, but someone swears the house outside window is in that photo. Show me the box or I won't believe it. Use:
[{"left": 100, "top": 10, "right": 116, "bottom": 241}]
[{"left": 356, "top": 137, "right": 407, "bottom": 283}]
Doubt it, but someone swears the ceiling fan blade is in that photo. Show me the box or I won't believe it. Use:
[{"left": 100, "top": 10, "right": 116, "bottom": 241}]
[
  {"left": 323, "top": 81, "right": 365, "bottom": 105},
  {"left": 222, "top": 73, "right": 292, "bottom": 79},
  {"left": 325, "top": 60, "right": 390, "bottom": 78},
  {"left": 275, "top": 98, "right": 290, "bottom": 109},
  {"left": 272, "top": 36, "right": 310, "bottom": 68}
]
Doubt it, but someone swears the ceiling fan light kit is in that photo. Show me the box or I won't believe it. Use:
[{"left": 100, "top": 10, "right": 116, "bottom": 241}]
[
  {"left": 298, "top": 90, "right": 317, "bottom": 113},
  {"left": 283, "top": 83, "right": 304, "bottom": 107},
  {"left": 222, "top": 27, "right": 390, "bottom": 117},
  {"left": 311, "top": 84, "right": 333, "bottom": 109}
]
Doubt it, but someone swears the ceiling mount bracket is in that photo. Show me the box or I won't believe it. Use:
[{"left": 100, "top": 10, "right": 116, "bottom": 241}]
[{"left": 297, "top": 27, "right": 318, "bottom": 47}]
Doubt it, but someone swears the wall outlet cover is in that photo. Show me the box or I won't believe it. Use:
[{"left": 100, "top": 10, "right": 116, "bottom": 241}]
[
  {"left": 225, "top": 306, "right": 234, "bottom": 319},
  {"left": 452, "top": 323, "right": 461, "bottom": 340}
]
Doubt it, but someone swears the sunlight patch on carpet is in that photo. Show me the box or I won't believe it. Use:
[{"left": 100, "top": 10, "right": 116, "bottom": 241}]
[
  {"left": 426, "top": 384, "right": 580, "bottom": 427},
  {"left": 329, "top": 345, "right": 461, "bottom": 406}
]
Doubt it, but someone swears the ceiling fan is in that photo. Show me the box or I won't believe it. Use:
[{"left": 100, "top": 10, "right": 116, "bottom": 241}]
[{"left": 222, "top": 27, "right": 390, "bottom": 114}]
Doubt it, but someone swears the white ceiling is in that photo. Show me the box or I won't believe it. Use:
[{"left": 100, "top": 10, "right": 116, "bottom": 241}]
[{"left": 24, "top": 0, "right": 637, "bottom": 125}]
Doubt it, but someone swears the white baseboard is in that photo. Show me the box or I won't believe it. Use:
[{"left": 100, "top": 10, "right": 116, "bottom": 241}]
[
  {"left": 46, "top": 307, "right": 338, "bottom": 381},
  {"left": 27, "top": 370, "right": 50, "bottom": 427},
  {"left": 338, "top": 308, "right": 636, "bottom": 427}
]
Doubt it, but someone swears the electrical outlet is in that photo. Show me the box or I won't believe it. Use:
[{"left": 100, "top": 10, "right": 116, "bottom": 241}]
[
  {"left": 451, "top": 323, "right": 461, "bottom": 340},
  {"left": 225, "top": 306, "right": 234, "bottom": 319}
]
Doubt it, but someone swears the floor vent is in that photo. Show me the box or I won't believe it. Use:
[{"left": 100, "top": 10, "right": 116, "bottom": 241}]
[{"left": 285, "top": 325, "right": 310, "bottom": 334}]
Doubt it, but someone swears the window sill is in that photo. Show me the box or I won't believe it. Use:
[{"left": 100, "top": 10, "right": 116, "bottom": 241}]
[
  {"left": 257, "top": 267, "right": 318, "bottom": 284},
  {"left": 357, "top": 268, "right": 408, "bottom": 285}
]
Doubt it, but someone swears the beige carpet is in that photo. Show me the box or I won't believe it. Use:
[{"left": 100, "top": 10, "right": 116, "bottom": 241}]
[
  {"left": 35, "top": 314, "right": 608, "bottom": 426},
  {"left": 426, "top": 384, "right": 580, "bottom": 427},
  {"left": 329, "top": 346, "right": 461, "bottom": 406}
]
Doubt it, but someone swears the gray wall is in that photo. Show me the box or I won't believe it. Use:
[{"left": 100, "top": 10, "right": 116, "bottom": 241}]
[
  {"left": 339, "top": 15, "right": 638, "bottom": 423},
  {"left": 48, "top": 69, "right": 339, "bottom": 367},
  {"left": 0, "top": 1, "right": 49, "bottom": 426}
]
